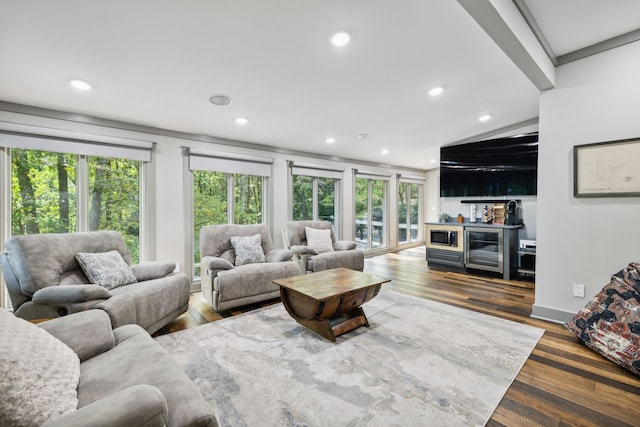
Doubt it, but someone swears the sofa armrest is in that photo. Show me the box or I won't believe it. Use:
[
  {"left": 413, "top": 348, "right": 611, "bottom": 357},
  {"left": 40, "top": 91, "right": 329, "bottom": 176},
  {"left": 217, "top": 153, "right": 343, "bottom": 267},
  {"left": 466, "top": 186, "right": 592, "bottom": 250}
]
[
  {"left": 333, "top": 240, "right": 357, "bottom": 251},
  {"left": 42, "top": 384, "right": 168, "bottom": 427},
  {"left": 201, "top": 256, "right": 234, "bottom": 271},
  {"left": 39, "top": 310, "right": 115, "bottom": 361},
  {"left": 131, "top": 260, "right": 177, "bottom": 281},
  {"left": 32, "top": 285, "right": 112, "bottom": 305},
  {"left": 290, "top": 245, "right": 319, "bottom": 256},
  {"left": 265, "top": 248, "right": 294, "bottom": 262}
]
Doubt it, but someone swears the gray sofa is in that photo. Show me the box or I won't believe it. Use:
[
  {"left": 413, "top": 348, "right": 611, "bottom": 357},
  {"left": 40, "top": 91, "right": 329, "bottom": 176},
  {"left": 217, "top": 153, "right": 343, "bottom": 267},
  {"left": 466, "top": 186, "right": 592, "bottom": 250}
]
[
  {"left": 282, "top": 220, "right": 365, "bottom": 274},
  {"left": 200, "top": 223, "right": 299, "bottom": 312},
  {"left": 33, "top": 310, "right": 217, "bottom": 427},
  {"left": 1, "top": 231, "right": 190, "bottom": 334}
]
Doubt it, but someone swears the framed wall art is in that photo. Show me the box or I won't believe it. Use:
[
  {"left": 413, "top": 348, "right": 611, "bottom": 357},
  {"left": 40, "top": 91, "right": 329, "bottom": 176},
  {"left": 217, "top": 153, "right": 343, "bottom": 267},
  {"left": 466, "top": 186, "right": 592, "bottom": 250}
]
[{"left": 574, "top": 138, "right": 640, "bottom": 197}]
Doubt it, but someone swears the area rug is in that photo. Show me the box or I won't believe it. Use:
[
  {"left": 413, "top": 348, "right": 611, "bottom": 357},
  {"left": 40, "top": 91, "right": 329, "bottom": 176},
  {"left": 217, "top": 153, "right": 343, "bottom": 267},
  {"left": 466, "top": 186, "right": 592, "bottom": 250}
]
[{"left": 156, "top": 288, "right": 544, "bottom": 427}]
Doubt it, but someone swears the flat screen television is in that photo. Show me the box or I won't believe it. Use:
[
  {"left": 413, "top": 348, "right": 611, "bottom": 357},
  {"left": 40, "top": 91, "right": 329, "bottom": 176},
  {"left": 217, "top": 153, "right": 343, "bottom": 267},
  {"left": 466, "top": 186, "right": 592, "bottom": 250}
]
[{"left": 440, "top": 132, "right": 538, "bottom": 197}]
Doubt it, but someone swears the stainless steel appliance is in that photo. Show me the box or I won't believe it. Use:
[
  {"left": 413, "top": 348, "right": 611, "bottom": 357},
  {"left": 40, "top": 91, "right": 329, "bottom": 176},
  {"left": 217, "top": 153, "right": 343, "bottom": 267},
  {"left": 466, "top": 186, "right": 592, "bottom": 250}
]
[
  {"left": 429, "top": 229, "right": 458, "bottom": 247},
  {"left": 465, "top": 227, "right": 504, "bottom": 273}
]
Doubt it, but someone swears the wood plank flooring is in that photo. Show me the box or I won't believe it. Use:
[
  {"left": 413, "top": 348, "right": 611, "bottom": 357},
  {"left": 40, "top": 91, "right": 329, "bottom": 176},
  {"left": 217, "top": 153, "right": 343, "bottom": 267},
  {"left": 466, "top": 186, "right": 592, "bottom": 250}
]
[{"left": 157, "top": 246, "right": 640, "bottom": 426}]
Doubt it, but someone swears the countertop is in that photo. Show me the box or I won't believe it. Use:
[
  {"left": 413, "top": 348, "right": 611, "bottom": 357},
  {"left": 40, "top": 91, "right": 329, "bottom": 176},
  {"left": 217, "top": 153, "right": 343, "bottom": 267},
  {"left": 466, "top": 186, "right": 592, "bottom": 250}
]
[{"left": 425, "top": 221, "right": 524, "bottom": 230}]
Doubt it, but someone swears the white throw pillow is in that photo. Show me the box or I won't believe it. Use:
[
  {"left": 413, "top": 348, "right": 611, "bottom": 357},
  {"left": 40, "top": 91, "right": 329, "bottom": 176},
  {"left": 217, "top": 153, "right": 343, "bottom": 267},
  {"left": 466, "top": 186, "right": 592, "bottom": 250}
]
[
  {"left": 76, "top": 250, "right": 137, "bottom": 290},
  {"left": 305, "top": 227, "right": 334, "bottom": 253},
  {"left": 0, "top": 309, "right": 80, "bottom": 427},
  {"left": 230, "top": 234, "right": 266, "bottom": 266}
]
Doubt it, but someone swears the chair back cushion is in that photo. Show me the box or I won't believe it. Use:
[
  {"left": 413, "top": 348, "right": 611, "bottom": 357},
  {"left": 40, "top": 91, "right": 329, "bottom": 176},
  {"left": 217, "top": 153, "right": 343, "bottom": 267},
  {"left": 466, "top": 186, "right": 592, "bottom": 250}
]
[
  {"left": 3, "top": 231, "right": 132, "bottom": 297},
  {"left": 200, "top": 224, "right": 274, "bottom": 264},
  {"left": 284, "top": 221, "right": 335, "bottom": 247}
]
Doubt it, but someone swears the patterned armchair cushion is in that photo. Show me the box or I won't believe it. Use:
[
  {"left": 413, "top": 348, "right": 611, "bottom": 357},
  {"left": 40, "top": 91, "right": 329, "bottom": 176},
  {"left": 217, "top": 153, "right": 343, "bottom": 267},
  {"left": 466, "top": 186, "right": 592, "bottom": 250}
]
[
  {"left": 75, "top": 250, "right": 137, "bottom": 290},
  {"left": 565, "top": 262, "right": 640, "bottom": 375},
  {"left": 230, "top": 234, "right": 265, "bottom": 266}
]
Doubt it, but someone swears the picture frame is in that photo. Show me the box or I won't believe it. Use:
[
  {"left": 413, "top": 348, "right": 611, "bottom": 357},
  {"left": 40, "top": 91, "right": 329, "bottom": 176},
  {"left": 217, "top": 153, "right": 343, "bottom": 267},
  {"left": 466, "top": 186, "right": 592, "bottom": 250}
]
[{"left": 574, "top": 138, "right": 640, "bottom": 197}]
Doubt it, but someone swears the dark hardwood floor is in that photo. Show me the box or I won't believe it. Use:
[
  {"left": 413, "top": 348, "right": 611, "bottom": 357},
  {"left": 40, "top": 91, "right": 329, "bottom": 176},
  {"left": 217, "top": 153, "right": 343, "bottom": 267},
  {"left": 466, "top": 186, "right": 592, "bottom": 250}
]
[{"left": 157, "top": 246, "right": 640, "bottom": 426}]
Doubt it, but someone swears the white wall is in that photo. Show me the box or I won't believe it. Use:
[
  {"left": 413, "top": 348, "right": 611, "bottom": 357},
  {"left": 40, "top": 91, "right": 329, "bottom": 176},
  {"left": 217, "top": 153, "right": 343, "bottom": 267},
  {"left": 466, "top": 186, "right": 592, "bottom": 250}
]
[
  {"left": 533, "top": 41, "right": 640, "bottom": 322},
  {"left": 0, "top": 109, "right": 427, "bottom": 284}
]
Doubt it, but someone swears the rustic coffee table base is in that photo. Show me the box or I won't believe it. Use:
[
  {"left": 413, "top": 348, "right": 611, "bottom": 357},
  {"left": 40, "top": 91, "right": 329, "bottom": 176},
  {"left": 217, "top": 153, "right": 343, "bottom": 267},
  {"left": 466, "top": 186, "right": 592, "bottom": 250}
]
[
  {"left": 298, "top": 307, "right": 369, "bottom": 342},
  {"left": 274, "top": 268, "right": 389, "bottom": 342}
]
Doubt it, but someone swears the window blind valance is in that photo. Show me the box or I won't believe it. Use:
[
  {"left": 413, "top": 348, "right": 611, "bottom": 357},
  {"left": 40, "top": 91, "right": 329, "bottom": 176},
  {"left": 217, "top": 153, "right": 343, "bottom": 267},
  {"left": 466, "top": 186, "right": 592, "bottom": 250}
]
[
  {"left": 188, "top": 148, "right": 273, "bottom": 177},
  {"left": 399, "top": 173, "right": 425, "bottom": 184},
  {"left": 289, "top": 161, "right": 344, "bottom": 179},
  {"left": 354, "top": 168, "right": 392, "bottom": 181},
  {"left": 0, "top": 122, "right": 153, "bottom": 162}
]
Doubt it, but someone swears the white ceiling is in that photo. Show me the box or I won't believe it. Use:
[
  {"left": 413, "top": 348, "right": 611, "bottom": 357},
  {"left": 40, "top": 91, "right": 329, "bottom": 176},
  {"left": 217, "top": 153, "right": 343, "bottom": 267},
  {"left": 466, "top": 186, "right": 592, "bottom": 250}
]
[{"left": 0, "top": 1, "right": 638, "bottom": 170}]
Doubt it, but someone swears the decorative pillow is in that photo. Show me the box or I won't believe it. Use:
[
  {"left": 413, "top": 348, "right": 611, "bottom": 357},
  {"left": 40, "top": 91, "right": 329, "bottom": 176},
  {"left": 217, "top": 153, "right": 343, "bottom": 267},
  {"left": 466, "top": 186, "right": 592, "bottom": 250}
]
[
  {"left": 230, "top": 234, "right": 265, "bottom": 266},
  {"left": 305, "top": 227, "right": 334, "bottom": 253},
  {"left": 75, "top": 250, "right": 137, "bottom": 290},
  {"left": 565, "top": 262, "right": 640, "bottom": 375},
  {"left": 0, "top": 309, "right": 80, "bottom": 426}
]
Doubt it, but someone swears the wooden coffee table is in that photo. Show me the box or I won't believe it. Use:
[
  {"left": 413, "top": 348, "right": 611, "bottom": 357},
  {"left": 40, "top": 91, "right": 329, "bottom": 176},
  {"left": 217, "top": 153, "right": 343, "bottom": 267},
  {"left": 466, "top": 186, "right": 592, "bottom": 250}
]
[{"left": 273, "top": 268, "right": 390, "bottom": 342}]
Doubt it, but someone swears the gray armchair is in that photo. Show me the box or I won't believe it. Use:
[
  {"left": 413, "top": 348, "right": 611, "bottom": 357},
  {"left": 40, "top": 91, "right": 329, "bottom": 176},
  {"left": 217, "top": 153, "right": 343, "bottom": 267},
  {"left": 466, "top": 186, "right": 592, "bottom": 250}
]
[
  {"left": 282, "top": 220, "right": 365, "bottom": 274},
  {"left": 200, "top": 223, "right": 299, "bottom": 312},
  {"left": 20, "top": 310, "right": 216, "bottom": 427},
  {"left": 1, "top": 231, "right": 190, "bottom": 334}
]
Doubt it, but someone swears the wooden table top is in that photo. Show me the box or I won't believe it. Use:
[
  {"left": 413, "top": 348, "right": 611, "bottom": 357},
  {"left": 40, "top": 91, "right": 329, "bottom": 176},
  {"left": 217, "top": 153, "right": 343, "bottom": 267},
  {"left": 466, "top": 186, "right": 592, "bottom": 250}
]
[{"left": 273, "top": 267, "right": 390, "bottom": 300}]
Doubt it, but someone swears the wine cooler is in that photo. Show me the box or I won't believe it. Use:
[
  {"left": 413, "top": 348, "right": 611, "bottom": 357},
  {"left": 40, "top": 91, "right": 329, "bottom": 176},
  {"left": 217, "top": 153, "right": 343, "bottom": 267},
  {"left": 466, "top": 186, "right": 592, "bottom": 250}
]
[{"left": 464, "top": 227, "right": 504, "bottom": 273}]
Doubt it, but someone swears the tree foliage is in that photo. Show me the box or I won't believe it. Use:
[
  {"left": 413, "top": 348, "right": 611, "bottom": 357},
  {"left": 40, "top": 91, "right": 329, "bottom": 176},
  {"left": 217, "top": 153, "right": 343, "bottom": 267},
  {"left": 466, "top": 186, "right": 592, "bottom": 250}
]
[{"left": 11, "top": 149, "right": 140, "bottom": 262}]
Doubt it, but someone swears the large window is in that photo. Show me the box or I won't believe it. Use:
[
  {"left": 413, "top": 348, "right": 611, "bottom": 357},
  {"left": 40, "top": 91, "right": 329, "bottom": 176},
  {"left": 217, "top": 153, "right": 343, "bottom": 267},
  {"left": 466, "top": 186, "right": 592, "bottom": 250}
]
[
  {"left": 398, "top": 179, "right": 423, "bottom": 244},
  {"left": 189, "top": 149, "right": 272, "bottom": 280},
  {"left": 9, "top": 148, "right": 143, "bottom": 262},
  {"left": 192, "top": 171, "right": 266, "bottom": 278},
  {"left": 289, "top": 161, "right": 342, "bottom": 228},
  {"left": 292, "top": 175, "right": 338, "bottom": 223},
  {"left": 1, "top": 127, "right": 152, "bottom": 310},
  {"left": 355, "top": 172, "right": 388, "bottom": 250}
]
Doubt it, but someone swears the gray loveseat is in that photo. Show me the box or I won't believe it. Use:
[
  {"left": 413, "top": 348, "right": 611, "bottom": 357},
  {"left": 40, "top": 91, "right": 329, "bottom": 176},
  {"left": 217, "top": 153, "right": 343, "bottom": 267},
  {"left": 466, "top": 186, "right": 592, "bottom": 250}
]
[
  {"left": 1, "top": 231, "right": 190, "bottom": 334},
  {"left": 200, "top": 224, "right": 299, "bottom": 312},
  {"left": 31, "top": 310, "right": 216, "bottom": 426},
  {"left": 282, "top": 220, "right": 365, "bottom": 274}
]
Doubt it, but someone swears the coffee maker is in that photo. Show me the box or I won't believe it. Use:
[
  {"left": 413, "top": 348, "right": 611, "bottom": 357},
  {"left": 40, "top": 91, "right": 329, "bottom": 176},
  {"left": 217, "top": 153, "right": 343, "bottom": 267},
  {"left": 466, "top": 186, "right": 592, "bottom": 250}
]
[{"left": 505, "top": 200, "right": 522, "bottom": 225}]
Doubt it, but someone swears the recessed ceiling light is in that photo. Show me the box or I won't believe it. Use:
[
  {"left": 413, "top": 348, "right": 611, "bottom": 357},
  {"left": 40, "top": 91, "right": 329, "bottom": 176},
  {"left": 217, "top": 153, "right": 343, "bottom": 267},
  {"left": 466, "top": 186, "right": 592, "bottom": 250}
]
[
  {"left": 428, "top": 86, "right": 443, "bottom": 97},
  {"left": 478, "top": 114, "right": 491, "bottom": 122},
  {"left": 331, "top": 31, "right": 351, "bottom": 47},
  {"left": 430, "top": 159, "right": 437, "bottom": 164},
  {"left": 209, "top": 94, "right": 231, "bottom": 106},
  {"left": 355, "top": 133, "right": 368, "bottom": 140},
  {"left": 325, "top": 137, "right": 336, "bottom": 144},
  {"left": 235, "top": 117, "right": 248, "bottom": 125},
  {"left": 381, "top": 149, "right": 389, "bottom": 155},
  {"left": 68, "top": 78, "right": 92, "bottom": 91}
]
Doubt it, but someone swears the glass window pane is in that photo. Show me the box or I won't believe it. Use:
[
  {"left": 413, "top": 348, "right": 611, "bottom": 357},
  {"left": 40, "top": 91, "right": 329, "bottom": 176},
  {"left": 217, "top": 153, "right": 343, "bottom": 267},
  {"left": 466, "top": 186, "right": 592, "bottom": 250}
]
[
  {"left": 233, "top": 174, "right": 263, "bottom": 224},
  {"left": 89, "top": 157, "right": 141, "bottom": 262},
  {"left": 292, "top": 175, "right": 314, "bottom": 221},
  {"left": 317, "top": 177, "right": 336, "bottom": 223},
  {"left": 193, "top": 170, "right": 228, "bottom": 277},
  {"left": 355, "top": 178, "right": 369, "bottom": 250},
  {"left": 371, "top": 179, "right": 385, "bottom": 248},
  {"left": 410, "top": 183, "right": 420, "bottom": 242},
  {"left": 11, "top": 149, "right": 77, "bottom": 235},
  {"left": 398, "top": 182, "right": 408, "bottom": 243}
]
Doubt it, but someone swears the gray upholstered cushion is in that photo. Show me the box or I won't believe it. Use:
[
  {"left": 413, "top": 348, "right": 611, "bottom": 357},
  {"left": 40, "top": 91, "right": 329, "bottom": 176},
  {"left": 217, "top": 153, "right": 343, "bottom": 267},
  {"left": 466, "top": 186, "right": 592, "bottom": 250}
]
[
  {"left": 230, "top": 234, "right": 265, "bottom": 266},
  {"left": 0, "top": 309, "right": 80, "bottom": 426},
  {"left": 32, "top": 285, "right": 112, "bottom": 305},
  {"left": 76, "top": 250, "right": 137, "bottom": 290},
  {"left": 131, "top": 261, "right": 176, "bottom": 282}
]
